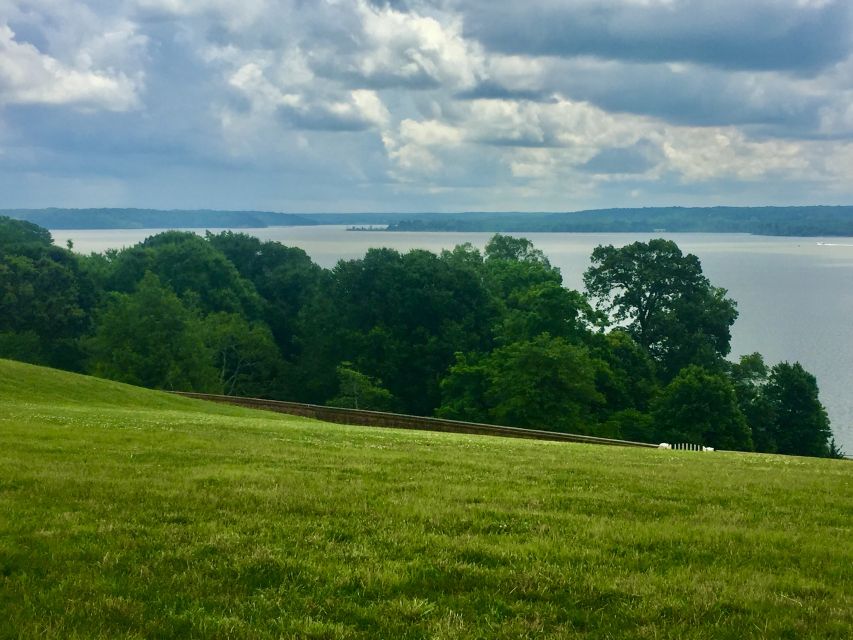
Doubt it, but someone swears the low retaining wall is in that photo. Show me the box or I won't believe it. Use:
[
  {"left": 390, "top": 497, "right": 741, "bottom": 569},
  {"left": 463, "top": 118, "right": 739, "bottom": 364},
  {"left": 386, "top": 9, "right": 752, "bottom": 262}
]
[{"left": 174, "top": 392, "right": 658, "bottom": 449}]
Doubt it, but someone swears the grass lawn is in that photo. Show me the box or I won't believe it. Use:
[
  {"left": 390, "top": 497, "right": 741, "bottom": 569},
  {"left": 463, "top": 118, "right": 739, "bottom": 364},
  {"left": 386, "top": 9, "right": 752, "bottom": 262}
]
[{"left": 0, "top": 358, "right": 850, "bottom": 639}]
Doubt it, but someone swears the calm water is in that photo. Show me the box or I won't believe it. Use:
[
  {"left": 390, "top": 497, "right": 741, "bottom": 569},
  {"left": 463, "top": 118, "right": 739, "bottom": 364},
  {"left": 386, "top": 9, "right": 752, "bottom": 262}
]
[{"left": 54, "top": 226, "right": 853, "bottom": 453}]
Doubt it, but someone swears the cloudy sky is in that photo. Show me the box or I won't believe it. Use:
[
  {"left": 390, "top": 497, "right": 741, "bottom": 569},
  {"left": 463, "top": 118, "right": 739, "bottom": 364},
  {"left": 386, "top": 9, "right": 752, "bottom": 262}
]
[{"left": 1, "top": 0, "right": 852, "bottom": 212}]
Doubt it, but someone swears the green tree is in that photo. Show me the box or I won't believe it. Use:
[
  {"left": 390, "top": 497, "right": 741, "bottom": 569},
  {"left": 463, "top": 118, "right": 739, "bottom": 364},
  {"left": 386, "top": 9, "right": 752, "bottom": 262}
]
[
  {"left": 602, "top": 408, "right": 656, "bottom": 443},
  {"left": 583, "top": 239, "right": 737, "bottom": 379},
  {"left": 0, "top": 246, "right": 93, "bottom": 369},
  {"left": 438, "top": 334, "right": 604, "bottom": 434},
  {"left": 481, "top": 234, "right": 598, "bottom": 345},
  {"left": 0, "top": 216, "right": 53, "bottom": 250},
  {"left": 485, "top": 234, "right": 551, "bottom": 265},
  {"left": 588, "top": 330, "right": 659, "bottom": 416},
  {"left": 88, "top": 272, "right": 219, "bottom": 392},
  {"left": 202, "top": 313, "right": 285, "bottom": 397},
  {"left": 296, "top": 247, "right": 495, "bottom": 413},
  {"left": 763, "top": 362, "right": 832, "bottom": 457},
  {"left": 828, "top": 439, "right": 846, "bottom": 459},
  {"left": 496, "top": 280, "right": 597, "bottom": 345},
  {"left": 485, "top": 335, "right": 603, "bottom": 432},
  {"left": 327, "top": 363, "right": 398, "bottom": 411},
  {"left": 104, "top": 232, "right": 263, "bottom": 318},
  {"left": 435, "top": 352, "right": 491, "bottom": 424},
  {"left": 729, "top": 353, "right": 777, "bottom": 453},
  {"left": 439, "top": 242, "right": 484, "bottom": 271},
  {"left": 483, "top": 235, "right": 562, "bottom": 301},
  {"left": 207, "top": 232, "right": 322, "bottom": 358},
  {"left": 652, "top": 365, "right": 752, "bottom": 451}
]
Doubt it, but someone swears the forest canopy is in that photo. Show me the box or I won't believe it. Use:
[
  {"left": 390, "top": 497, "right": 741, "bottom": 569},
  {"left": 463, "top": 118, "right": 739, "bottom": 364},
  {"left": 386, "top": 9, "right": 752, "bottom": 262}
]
[{"left": 0, "top": 216, "right": 839, "bottom": 458}]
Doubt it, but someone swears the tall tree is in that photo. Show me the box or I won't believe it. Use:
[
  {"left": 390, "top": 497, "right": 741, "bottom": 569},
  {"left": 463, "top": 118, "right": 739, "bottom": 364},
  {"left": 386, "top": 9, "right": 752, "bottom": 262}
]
[
  {"left": 0, "top": 216, "right": 53, "bottom": 249},
  {"left": 0, "top": 246, "right": 93, "bottom": 370},
  {"left": 584, "top": 239, "right": 737, "bottom": 379},
  {"left": 438, "top": 334, "right": 604, "bottom": 434},
  {"left": 485, "top": 234, "right": 552, "bottom": 266},
  {"left": 104, "top": 231, "right": 263, "bottom": 318},
  {"left": 652, "top": 365, "right": 753, "bottom": 451},
  {"left": 296, "top": 247, "right": 495, "bottom": 414},
  {"left": 729, "top": 353, "right": 777, "bottom": 453},
  {"left": 201, "top": 312, "right": 285, "bottom": 397},
  {"left": 435, "top": 352, "right": 492, "bottom": 424},
  {"left": 88, "top": 272, "right": 219, "bottom": 392},
  {"left": 496, "top": 281, "right": 597, "bottom": 345},
  {"left": 483, "top": 235, "right": 562, "bottom": 301},
  {"left": 207, "top": 232, "right": 322, "bottom": 358},
  {"left": 326, "top": 363, "right": 398, "bottom": 412},
  {"left": 485, "top": 335, "right": 603, "bottom": 432},
  {"left": 764, "top": 362, "right": 832, "bottom": 457},
  {"left": 588, "top": 330, "right": 659, "bottom": 415}
]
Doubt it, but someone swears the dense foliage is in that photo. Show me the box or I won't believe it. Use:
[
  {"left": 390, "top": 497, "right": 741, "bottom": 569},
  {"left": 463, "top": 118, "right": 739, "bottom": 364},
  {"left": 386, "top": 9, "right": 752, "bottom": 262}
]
[{"left": 0, "top": 216, "right": 838, "bottom": 457}]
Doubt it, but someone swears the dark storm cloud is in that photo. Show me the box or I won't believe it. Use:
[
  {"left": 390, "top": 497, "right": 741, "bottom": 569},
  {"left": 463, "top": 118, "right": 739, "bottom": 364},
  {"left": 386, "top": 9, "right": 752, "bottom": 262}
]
[
  {"left": 456, "top": 56, "right": 836, "bottom": 136},
  {"left": 459, "top": 0, "right": 853, "bottom": 73},
  {"left": 550, "top": 60, "right": 827, "bottom": 132}
]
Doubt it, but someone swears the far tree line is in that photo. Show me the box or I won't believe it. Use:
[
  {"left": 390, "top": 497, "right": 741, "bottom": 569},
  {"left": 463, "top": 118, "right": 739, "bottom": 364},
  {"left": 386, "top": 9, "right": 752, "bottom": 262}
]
[{"left": 0, "top": 216, "right": 841, "bottom": 458}]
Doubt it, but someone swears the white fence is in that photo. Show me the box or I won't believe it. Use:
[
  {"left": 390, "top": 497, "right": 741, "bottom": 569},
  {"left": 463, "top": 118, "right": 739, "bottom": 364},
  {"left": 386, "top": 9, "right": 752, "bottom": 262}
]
[{"left": 658, "top": 442, "right": 715, "bottom": 452}]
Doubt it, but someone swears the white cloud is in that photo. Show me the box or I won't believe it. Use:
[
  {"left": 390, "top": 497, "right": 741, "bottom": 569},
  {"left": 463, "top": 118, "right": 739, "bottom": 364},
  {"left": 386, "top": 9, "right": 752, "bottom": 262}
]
[
  {"left": 328, "top": 1, "right": 485, "bottom": 90},
  {"left": 509, "top": 149, "right": 557, "bottom": 179},
  {"left": 0, "top": 24, "right": 141, "bottom": 110},
  {"left": 351, "top": 89, "right": 391, "bottom": 127},
  {"left": 467, "top": 100, "right": 546, "bottom": 145},
  {"left": 227, "top": 61, "right": 298, "bottom": 111},
  {"left": 380, "top": 90, "right": 834, "bottom": 194},
  {"left": 661, "top": 128, "right": 810, "bottom": 182},
  {"left": 398, "top": 119, "right": 463, "bottom": 146},
  {"left": 388, "top": 143, "right": 442, "bottom": 174},
  {"left": 484, "top": 55, "right": 548, "bottom": 92},
  {"left": 223, "top": 54, "right": 391, "bottom": 133},
  {"left": 1, "top": 0, "right": 852, "bottom": 209},
  {"left": 383, "top": 118, "right": 463, "bottom": 174}
]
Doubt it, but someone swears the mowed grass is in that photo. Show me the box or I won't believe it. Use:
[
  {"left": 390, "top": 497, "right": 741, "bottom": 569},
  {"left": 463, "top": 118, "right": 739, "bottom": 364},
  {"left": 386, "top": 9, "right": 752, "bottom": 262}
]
[{"left": 0, "top": 360, "right": 850, "bottom": 639}]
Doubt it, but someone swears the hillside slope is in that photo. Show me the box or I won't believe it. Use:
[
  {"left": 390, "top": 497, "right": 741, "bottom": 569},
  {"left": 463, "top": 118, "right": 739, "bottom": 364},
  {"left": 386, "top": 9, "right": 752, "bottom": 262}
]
[{"left": 0, "top": 359, "right": 850, "bottom": 639}]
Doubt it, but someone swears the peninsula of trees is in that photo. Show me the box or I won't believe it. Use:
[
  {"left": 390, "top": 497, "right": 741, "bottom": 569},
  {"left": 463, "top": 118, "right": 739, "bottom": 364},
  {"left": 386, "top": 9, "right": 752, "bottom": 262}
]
[
  {"left": 0, "top": 215, "right": 839, "bottom": 458},
  {"left": 1, "top": 209, "right": 318, "bottom": 230}
]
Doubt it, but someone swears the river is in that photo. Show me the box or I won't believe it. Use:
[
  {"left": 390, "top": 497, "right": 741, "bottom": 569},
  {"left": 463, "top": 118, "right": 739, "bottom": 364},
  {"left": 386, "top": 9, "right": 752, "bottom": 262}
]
[{"left": 52, "top": 226, "right": 853, "bottom": 453}]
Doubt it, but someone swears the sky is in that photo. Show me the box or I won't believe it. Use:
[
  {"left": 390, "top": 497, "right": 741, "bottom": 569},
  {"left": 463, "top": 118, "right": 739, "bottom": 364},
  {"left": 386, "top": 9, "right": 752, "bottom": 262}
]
[{"left": 1, "top": 0, "right": 852, "bottom": 212}]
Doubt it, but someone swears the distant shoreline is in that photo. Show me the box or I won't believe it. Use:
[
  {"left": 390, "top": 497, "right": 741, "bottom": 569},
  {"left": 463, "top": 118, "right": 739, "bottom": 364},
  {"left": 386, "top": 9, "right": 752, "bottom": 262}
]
[{"left": 4, "top": 205, "right": 853, "bottom": 236}]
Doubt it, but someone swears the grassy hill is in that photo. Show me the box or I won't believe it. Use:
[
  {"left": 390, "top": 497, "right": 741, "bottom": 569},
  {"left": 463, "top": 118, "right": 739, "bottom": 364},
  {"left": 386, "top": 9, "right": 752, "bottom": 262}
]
[{"left": 1, "top": 359, "right": 850, "bottom": 639}]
